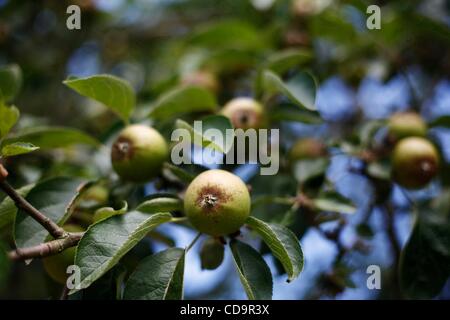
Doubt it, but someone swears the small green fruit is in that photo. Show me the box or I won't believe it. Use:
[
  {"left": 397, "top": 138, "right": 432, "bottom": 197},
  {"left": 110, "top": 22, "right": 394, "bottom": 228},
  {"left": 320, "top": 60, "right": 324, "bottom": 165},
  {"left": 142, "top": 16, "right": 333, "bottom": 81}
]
[
  {"left": 289, "top": 138, "right": 327, "bottom": 162},
  {"left": 80, "top": 184, "right": 109, "bottom": 206},
  {"left": 199, "top": 238, "right": 225, "bottom": 270},
  {"left": 392, "top": 137, "right": 439, "bottom": 189},
  {"left": 388, "top": 112, "right": 427, "bottom": 141},
  {"left": 292, "top": 0, "right": 320, "bottom": 16},
  {"left": 181, "top": 70, "right": 220, "bottom": 93},
  {"left": 111, "top": 125, "right": 168, "bottom": 183},
  {"left": 221, "top": 97, "right": 266, "bottom": 130},
  {"left": 43, "top": 225, "right": 84, "bottom": 284},
  {"left": 184, "top": 169, "right": 250, "bottom": 236}
]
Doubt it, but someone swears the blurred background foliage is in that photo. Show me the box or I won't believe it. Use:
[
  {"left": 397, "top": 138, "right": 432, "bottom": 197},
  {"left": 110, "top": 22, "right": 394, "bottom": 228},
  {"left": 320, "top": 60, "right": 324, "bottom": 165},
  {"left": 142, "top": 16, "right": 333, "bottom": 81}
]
[{"left": 0, "top": 0, "right": 449, "bottom": 299}]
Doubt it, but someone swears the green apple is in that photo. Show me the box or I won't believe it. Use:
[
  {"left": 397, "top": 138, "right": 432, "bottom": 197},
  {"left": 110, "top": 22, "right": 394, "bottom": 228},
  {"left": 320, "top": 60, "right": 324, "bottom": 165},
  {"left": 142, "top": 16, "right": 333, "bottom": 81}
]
[
  {"left": 199, "top": 237, "right": 225, "bottom": 270},
  {"left": 388, "top": 112, "right": 427, "bottom": 141},
  {"left": 184, "top": 169, "right": 250, "bottom": 236},
  {"left": 289, "top": 138, "right": 327, "bottom": 162},
  {"left": 221, "top": 97, "right": 266, "bottom": 130},
  {"left": 392, "top": 137, "right": 439, "bottom": 189},
  {"left": 181, "top": 70, "right": 220, "bottom": 93},
  {"left": 111, "top": 125, "right": 168, "bottom": 183}
]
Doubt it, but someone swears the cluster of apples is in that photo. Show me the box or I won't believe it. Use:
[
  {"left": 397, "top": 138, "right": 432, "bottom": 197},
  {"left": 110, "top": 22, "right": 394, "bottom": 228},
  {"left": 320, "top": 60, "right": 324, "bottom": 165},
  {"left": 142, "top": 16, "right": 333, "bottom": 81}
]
[
  {"left": 387, "top": 112, "right": 440, "bottom": 189},
  {"left": 44, "top": 76, "right": 269, "bottom": 283},
  {"left": 108, "top": 98, "right": 263, "bottom": 236}
]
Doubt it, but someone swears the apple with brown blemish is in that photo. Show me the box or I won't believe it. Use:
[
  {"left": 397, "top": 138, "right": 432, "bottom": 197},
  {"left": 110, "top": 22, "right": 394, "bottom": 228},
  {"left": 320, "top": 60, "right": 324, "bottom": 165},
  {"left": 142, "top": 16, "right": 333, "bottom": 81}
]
[
  {"left": 111, "top": 124, "right": 168, "bottom": 183},
  {"left": 183, "top": 169, "right": 251, "bottom": 236}
]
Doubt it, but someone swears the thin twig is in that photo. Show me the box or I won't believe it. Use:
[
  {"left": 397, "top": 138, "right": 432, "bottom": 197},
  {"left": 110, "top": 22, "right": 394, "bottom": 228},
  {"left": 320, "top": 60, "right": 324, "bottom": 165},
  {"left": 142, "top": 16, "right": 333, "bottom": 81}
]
[
  {"left": 60, "top": 285, "right": 70, "bottom": 300},
  {"left": 316, "top": 220, "right": 347, "bottom": 264},
  {"left": 382, "top": 203, "right": 402, "bottom": 298},
  {"left": 0, "top": 167, "right": 66, "bottom": 239},
  {"left": 8, "top": 232, "right": 84, "bottom": 261},
  {"left": 384, "top": 204, "right": 401, "bottom": 261},
  {"left": 186, "top": 232, "right": 202, "bottom": 252}
]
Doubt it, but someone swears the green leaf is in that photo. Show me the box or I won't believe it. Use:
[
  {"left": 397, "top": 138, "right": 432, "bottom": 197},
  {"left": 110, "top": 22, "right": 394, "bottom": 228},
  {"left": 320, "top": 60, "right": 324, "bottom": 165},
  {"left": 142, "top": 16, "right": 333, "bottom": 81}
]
[
  {"left": 265, "top": 49, "right": 313, "bottom": 75},
  {"left": 399, "top": 210, "right": 450, "bottom": 299},
  {"left": 175, "top": 115, "right": 234, "bottom": 153},
  {"left": 14, "top": 177, "right": 87, "bottom": 249},
  {"left": 0, "top": 183, "right": 35, "bottom": 229},
  {"left": 0, "top": 104, "right": 19, "bottom": 140},
  {"left": 429, "top": 115, "right": 450, "bottom": 128},
  {"left": 262, "top": 70, "right": 317, "bottom": 111},
  {"left": 271, "top": 109, "right": 322, "bottom": 125},
  {"left": 189, "top": 20, "right": 265, "bottom": 51},
  {"left": 137, "top": 197, "right": 182, "bottom": 214},
  {"left": 310, "top": 10, "right": 357, "bottom": 44},
  {"left": 1, "top": 142, "right": 39, "bottom": 157},
  {"left": 0, "top": 64, "right": 22, "bottom": 102},
  {"left": 279, "top": 205, "right": 300, "bottom": 227},
  {"left": 63, "top": 74, "right": 135, "bottom": 123},
  {"left": 93, "top": 201, "right": 128, "bottom": 223},
  {"left": 358, "top": 120, "right": 385, "bottom": 147},
  {"left": 367, "top": 161, "right": 391, "bottom": 180},
  {"left": 202, "top": 49, "right": 258, "bottom": 73},
  {"left": 201, "top": 115, "right": 234, "bottom": 153},
  {"left": 149, "top": 86, "right": 217, "bottom": 120},
  {"left": 147, "top": 230, "right": 176, "bottom": 247},
  {"left": 313, "top": 191, "right": 356, "bottom": 214},
  {"left": 409, "top": 13, "right": 450, "bottom": 43},
  {"left": 163, "top": 162, "right": 195, "bottom": 183},
  {"left": 2, "top": 126, "right": 100, "bottom": 149},
  {"left": 230, "top": 240, "right": 273, "bottom": 300},
  {"left": 72, "top": 211, "right": 173, "bottom": 293},
  {"left": 246, "top": 216, "right": 304, "bottom": 282},
  {"left": 70, "top": 265, "right": 126, "bottom": 300},
  {"left": 293, "top": 158, "right": 328, "bottom": 184},
  {"left": 252, "top": 195, "right": 295, "bottom": 208},
  {"left": 248, "top": 173, "right": 297, "bottom": 222},
  {"left": 255, "top": 49, "right": 312, "bottom": 97},
  {"left": 123, "top": 248, "right": 185, "bottom": 300}
]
